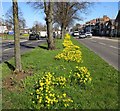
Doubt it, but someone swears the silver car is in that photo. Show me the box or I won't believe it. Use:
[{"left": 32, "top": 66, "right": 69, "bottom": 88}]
[
  {"left": 79, "top": 32, "right": 86, "bottom": 38},
  {"left": 85, "top": 32, "right": 92, "bottom": 37}
]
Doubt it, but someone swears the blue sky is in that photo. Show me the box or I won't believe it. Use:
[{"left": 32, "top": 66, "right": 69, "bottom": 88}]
[
  {"left": 78, "top": 2, "right": 118, "bottom": 24},
  {"left": 0, "top": 2, "right": 119, "bottom": 28}
]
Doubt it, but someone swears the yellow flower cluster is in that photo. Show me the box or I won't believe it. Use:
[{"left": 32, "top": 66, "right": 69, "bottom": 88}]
[
  {"left": 32, "top": 72, "right": 73, "bottom": 109},
  {"left": 73, "top": 66, "right": 92, "bottom": 85},
  {"left": 55, "top": 34, "right": 82, "bottom": 63},
  {"left": 54, "top": 76, "right": 66, "bottom": 87}
]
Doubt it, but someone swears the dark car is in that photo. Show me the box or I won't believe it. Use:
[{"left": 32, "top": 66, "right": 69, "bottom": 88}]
[{"left": 29, "top": 33, "right": 40, "bottom": 40}]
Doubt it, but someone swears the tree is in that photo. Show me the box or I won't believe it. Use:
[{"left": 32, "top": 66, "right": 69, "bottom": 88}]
[
  {"left": 28, "top": 0, "right": 55, "bottom": 50},
  {"left": 54, "top": 1, "right": 91, "bottom": 38},
  {"left": 44, "top": 1, "right": 55, "bottom": 50},
  {"left": 32, "top": 21, "right": 46, "bottom": 33},
  {"left": 13, "top": 0, "right": 22, "bottom": 72},
  {"left": 5, "top": 6, "right": 26, "bottom": 29}
]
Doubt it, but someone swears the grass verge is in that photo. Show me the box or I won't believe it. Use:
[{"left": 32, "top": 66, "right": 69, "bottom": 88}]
[{"left": 2, "top": 38, "right": 119, "bottom": 109}]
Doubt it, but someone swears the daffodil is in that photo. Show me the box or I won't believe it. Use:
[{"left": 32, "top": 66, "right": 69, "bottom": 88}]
[{"left": 63, "top": 93, "right": 66, "bottom": 97}]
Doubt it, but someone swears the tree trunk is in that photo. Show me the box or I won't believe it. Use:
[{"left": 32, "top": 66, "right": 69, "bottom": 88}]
[
  {"left": 61, "top": 24, "right": 66, "bottom": 39},
  {"left": 46, "top": 1, "right": 55, "bottom": 50},
  {"left": 13, "top": 0, "right": 22, "bottom": 72},
  {"left": 46, "top": 19, "right": 55, "bottom": 50}
]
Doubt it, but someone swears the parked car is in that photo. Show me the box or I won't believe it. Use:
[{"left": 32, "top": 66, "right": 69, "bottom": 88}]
[
  {"left": 29, "top": 33, "right": 40, "bottom": 40},
  {"left": 39, "top": 31, "right": 47, "bottom": 38},
  {"left": 79, "top": 32, "right": 86, "bottom": 38},
  {"left": 85, "top": 32, "right": 92, "bottom": 37},
  {"left": 73, "top": 31, "right": 79, "bottom": 37}
]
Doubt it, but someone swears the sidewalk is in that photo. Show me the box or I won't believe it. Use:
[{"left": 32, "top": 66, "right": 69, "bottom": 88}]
[{"left": 92, "top": 36, "right": 119, "bottom": 42}]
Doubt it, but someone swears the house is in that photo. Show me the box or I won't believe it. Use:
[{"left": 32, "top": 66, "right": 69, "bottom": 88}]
[
  {"left": 0, "top": 25, "right": 8, "bottom": 33},
  {"left": 115, "top": 10, "right": 120, "bottom": 37},
  {"left": 20, "top": 28, "right": 30, "bottom": 34},
  {"left": 0, "top": 18, "right": 9, "bottom": 34},
  {"left": 85, "top": 15, "right": 110, "bottom": 36}
]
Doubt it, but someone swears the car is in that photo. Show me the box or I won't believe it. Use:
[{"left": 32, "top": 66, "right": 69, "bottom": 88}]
[
  {"left": 79, "top": 32, "right": 86, "bottom": 38},
  {"left": 85, "top": 32, "right": 92, "bottom": 37},
  {"left": 73, "top": 31, "right": 79, "bottom": 37},
  {"left": 29, "top": 33, "right": 40, "bottom": 40}
]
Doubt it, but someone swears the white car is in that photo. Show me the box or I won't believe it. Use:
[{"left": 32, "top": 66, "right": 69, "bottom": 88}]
[
  {"left": 79, "top": 32, "right": 86, "bottom": 38},
  {"left": 85, "top": 32, "right": 92, "bottom": 37},
  {"left": 73, "top": 31, "right": 79, "bottom": 36}
]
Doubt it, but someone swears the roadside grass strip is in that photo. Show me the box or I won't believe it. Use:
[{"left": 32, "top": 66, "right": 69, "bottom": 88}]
[{"left": 31, "top": 34, "right": 92, "bottom": 109}]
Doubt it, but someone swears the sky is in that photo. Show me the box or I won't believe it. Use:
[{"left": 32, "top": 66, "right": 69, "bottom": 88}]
[{"left": 0, "top": 1, "right": 119, "bottom": 28}]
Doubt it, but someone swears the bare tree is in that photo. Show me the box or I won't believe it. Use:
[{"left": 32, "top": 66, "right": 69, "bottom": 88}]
[
  {"left": 54, "top": 1, "right": 91, "bottom": 38},
  {"left": 28, "top": 0, "right": 55, "bottom": 50},
  {"left": 32, "top": 21, "right": 46, "bottom": 33},
  {"left": 5, "top": 7, "right": 26, "bottom": 29},
  {"left": 13, "top": 0, "right": 22, "bottom": 72}
]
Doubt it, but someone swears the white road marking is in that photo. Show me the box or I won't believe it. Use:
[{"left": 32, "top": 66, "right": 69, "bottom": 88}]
[
  {"left": 91, "top": 39, "right": 119, "bottom": 49},
  {"left": 110, "top": 46, "right": 120, "bottom": 49},
  {"left": 92, "top": 37, "right": 118, "bottom": 42},
  {"left": 99, "top": 42, "right": 106, "bottom": 45},
  {"left": 3, "top": 48, "right": 14, "bottom": 52}
]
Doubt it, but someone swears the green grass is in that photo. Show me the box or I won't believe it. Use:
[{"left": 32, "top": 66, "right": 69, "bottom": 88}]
[
  {"left": 2, "top": 38, "right": 119, "bottom": 109},
  {"left": 2, "top": 34, "right": 14, "bottom": 40},
  {"left": 1, "top": 34, "right": 29, "bottom": 40}
]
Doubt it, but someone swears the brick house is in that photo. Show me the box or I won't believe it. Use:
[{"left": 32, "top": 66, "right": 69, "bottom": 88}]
[{"left": 115, "top": 10, "right": 120, "bottom": 37}]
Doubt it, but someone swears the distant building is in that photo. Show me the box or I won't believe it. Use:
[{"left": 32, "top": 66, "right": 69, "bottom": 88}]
[
  {"left": 0, "top": 25, "right": 7, "bottom": 33},
  {"left": 84, "top": 15, "right": 110, "bottom": 35},
  {"left": 0, "top": 17, "right": 9, "bottom": 33},
  {"left": 115, "top": 10, "right": 120, "bottom": 37},
  {"left": 78, "top": 15, "right": 119, "bottom": 37},
  {"left": 20, "top": 28, "right": 30, "bottom": 34}
]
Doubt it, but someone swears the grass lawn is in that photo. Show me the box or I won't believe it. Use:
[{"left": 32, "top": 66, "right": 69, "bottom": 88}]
[
  {"left": 1, "top": 34, "right": 14, "bottom": 40},
  {"left": 2, "top": 37, "right": 119, "bottom": 109},
  {"left": 1, "top": 34, "right": 29, "bottom": 40}
]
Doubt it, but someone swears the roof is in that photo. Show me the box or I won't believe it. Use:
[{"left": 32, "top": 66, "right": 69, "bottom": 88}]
[{"left": 115, "top": 10, "right": 120, "bottom": 22}]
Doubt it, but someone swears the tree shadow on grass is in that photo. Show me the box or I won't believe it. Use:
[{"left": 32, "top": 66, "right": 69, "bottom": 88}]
[
  {"left": 4, "top": 61, "right": 15, "bottom": 71},
  {"left": 38, "top": 45, "right": 48, "bottom": 50}
]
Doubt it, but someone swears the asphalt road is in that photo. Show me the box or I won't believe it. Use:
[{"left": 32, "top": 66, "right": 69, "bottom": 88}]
[
  {"left": 77, "top": 36, "right": 119, "bottom": 70},
  {"left": 1, "top": 38, "right": 46, "bottom": 63}
]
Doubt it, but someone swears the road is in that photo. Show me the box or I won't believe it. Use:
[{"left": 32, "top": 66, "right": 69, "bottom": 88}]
[
  {"left": 77, "top": 36, "right": 119, "bottom": 70},
  {"left": 1, "top": 38, "right": 46, "bottom": 63}
]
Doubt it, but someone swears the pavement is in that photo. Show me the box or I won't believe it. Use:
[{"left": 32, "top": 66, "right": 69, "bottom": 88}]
[{"left": 91, "top": 36, "right": 119, "bottom": 42}]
